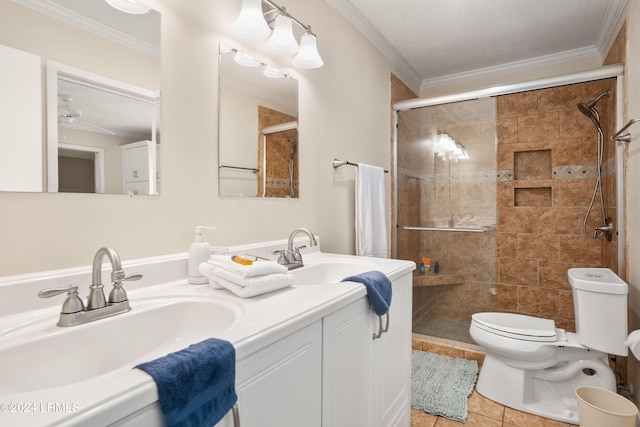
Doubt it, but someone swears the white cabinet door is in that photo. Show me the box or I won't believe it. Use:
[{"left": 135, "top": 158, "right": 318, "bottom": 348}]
[
  {"left": 217, "top": 321, "right": 323, "bottom": 427},
  {"left": 375, "top": 273, "right": 412, "bottom": 427},
  {"left": 122, "top": 141, "right": 151, "bottom": 182},
  {"left": 322, "top": 297, "right": 374, "bottom": 427},
  {"left": 116, "top": 322, "right": 322, "bottom": 427},
  {"left": 322, "top": 273, "right": 412, "bottom": 427}
]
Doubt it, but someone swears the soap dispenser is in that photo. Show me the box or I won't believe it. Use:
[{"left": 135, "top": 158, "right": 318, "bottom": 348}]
[{"left": 188, "top": 226, "right": 216, "bottom": 285}]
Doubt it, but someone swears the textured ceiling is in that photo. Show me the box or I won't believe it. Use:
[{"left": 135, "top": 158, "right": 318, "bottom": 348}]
[{"left": 325, "top": 0, "right": 628, "bottom": 90}]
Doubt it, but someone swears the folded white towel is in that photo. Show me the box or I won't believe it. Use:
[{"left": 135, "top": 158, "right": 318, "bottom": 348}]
[
  {"left": 207, "top": 255, "right": 288, "bottom": 278},
  {"left": 199, "top": 260, "right": 294, "bottom": 297},
  {"left": 210, "top": 266, "right": 293, "bottom": 288},
  {"left": 210, "top": 275, "right": 293, "bottom": 298}
]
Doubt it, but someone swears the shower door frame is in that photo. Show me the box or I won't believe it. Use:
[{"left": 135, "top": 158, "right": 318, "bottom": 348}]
[{"left": 392, "top": 64, "right": 626, "bottom": 278}]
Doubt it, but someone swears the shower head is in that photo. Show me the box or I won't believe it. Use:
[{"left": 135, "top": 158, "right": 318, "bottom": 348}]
[
  {"left": 577, "top": 104, "right": 600, "bottom": 128},
  {"left": 577, "top": 91, "right": 609, "bottom": 129},
  {"left": 580, "top": 91, "right": 610, "bottom": 109}
]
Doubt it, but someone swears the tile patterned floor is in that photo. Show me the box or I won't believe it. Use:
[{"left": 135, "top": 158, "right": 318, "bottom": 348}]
[{"left": 411, "top": 334, "right": 574, "bottom": 427}]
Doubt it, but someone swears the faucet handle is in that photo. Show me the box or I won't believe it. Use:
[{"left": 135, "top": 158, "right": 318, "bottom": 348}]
[
  {"left": 123, "top": 273, "right": 143, "bottom": 282},
  {"left": 271, "top": 249, "right": 288, "bottom": 265},
  {"left": 38, "top": 285, "right": 85, "bottom": 314},
  {"left": 109, "top": 272, "right": 142, "bottom": 304},
  {"left": 293, "top": 245, "right": 307, "bottom": 262}
]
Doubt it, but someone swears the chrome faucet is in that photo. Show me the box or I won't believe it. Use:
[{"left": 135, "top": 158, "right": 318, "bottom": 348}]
[
  {"left": 38, "top": 247, "right": 142, "bottom": 327},
  {"left": 273, "top": 228, "right": 318, "bottom": 270}
]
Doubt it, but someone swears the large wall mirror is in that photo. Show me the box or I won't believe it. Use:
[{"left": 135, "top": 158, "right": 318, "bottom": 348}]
[
  {"left": 0, "top": 0, "right": 160, "bottom": 194},
  {"left": 218, "top": 43, "right": 299, "bottom": 198}
]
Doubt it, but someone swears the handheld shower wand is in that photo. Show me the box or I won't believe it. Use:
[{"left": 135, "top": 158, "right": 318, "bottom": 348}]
[{"left": 576, "top": 91, "right": 612, "bottom": 241}]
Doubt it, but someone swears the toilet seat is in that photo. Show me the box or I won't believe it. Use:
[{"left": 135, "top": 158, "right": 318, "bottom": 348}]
[{"left": 471, "top": 313, "right": 557, "bottom": 342}]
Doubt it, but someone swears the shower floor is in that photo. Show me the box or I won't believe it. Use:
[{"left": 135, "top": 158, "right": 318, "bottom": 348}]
[{"left": 412, "top": 315, "right": 473, "bottom": 344}]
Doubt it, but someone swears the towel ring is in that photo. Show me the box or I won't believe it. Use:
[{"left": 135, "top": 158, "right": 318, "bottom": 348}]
[
  {"left": 232, "top": 403, "right": 240, "bottom": 427},
  {"left": 372, "top": 312, "right": 390, "bottom": 340}
]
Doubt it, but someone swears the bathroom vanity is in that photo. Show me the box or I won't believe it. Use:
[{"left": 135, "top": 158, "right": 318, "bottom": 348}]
[{"left": 0, "top": 239, "right": 414, "bottom": 427}]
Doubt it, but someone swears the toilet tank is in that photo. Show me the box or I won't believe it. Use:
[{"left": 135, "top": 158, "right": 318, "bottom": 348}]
[{"left": 568, "top": 268, "right": 628, "bottom": 356}]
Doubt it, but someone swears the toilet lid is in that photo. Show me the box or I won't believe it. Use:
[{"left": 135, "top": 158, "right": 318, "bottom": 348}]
[{"left": 472, "top": 312, "right": 557, "bottom": 342}]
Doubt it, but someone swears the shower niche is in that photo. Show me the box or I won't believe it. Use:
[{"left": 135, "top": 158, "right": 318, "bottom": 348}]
[{"left": 513, "top": 149, "right": 552, "bottom": 207}]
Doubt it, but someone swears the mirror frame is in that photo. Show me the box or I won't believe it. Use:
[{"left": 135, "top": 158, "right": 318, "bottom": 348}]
[{"left": 46, "top": 60, "right": 160, "bottom": 194}]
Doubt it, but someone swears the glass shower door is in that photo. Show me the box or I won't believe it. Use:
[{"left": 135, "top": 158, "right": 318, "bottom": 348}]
[{"left": 396, "top": 97, "right": 498, "bottom": 344}]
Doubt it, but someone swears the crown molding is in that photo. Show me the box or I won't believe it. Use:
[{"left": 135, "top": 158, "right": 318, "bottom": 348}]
[
  {"left": 595, "top": 0, "right": 628, "bottom": 53},
  {"left": 220, "top": 74, "right": 298, "bottom": 112},
  {"left": 327, "top": 0, "right": 627, "bottom": 93},
  {"left": 323, "top": 0, "right": 422, "bottom": 91},
  {"left": 13, "top": 0, "right": 159, "bottom": 56},
  {"left": 420, "top": 46, "right": 602, "bottom": 90}
]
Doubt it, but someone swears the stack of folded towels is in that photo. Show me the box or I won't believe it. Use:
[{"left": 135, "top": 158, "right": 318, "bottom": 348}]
[{"left": 199, "top": 255, "right": 293, "bottom": 298}]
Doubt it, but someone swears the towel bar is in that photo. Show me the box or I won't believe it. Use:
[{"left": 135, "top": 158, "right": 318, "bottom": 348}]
[
  {"left": 333, "top": 158, "right": 389, "bottom": 173},
  {"left": 219, "top": 165, "right": 259, "bottom": 173},
  {"left": 403, "top": 225, "right": 490, "bottom": 233},
  {"left": 612, "top": 118, "right": 640, "bottom": 142},
  {"left": 373, "top": 313, "right": 390, "bottom": 339},
  {"left": 232, "top": 403, "right": 240, "bottom": 427}
]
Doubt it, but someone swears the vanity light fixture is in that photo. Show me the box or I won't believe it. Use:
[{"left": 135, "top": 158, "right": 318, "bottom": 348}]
[
  {"left": 293, "top": 31, "right": 323, "bottom": 69},
  {"left": 435, "top": 133, "right": 470, "bottom": 161},
  {"left": 104, "top": 0, "right": 150, "bottom": 14},
  {"left": 233, "top": 0, "right": 323, "bottom": 69},
  {"left": 229, "top": 48, "right": 288, "bottom": 78},
  {"left": 263, "top": 65, "right": 287, "bottom": 78},
  {"left": 233, "top": 50, "right": 262, "bottom": 67},
  {"left": 266, "top": 12, "right": 299, "bottom": 55},
  {"left": 233, "top": 0, "right": 272, "bottom": 39}
]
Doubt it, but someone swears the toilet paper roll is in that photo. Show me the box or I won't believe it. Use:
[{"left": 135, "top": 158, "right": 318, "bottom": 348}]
[{"left": 625, "top": 330, "right": 640, "bottom": 359}]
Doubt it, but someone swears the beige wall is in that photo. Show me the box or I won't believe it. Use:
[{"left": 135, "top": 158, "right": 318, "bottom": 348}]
[{"left": 0, "top": 0, "right": 396, "bottom": 275}]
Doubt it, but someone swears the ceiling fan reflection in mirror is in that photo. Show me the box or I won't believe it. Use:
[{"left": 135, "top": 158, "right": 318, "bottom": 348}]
[{"left": 58, "top": 94, "right": 115, "bottom": 135}]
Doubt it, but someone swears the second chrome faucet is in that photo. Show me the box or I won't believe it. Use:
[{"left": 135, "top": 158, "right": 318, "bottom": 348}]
[{"left": 273, "top": 228, "right": 318, "bottom": 270}]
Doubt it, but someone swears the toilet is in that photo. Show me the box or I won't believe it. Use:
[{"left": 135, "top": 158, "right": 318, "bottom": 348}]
[{"left": 470, "top": 268, "right": 629, "bottom": 425}]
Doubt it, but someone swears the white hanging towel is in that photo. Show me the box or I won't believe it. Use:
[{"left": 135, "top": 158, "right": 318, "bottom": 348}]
[{"left": 355, "top": 163, "right": 388, "bottom": 257}]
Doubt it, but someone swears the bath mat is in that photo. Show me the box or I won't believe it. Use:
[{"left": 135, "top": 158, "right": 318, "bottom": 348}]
[{"left": 411, "top": 350, "right": 478, "bottom": 423}]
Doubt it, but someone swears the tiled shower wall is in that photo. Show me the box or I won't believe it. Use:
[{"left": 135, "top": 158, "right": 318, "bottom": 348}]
[
  {"left": 257, "top": 106, "right": 298, "bottom": 197},
  {"left": 393, "top": 77, "right": 618, "bottom": 341},
  {"left": 496, "top": 78, "right": 617, "bottom": 331}
]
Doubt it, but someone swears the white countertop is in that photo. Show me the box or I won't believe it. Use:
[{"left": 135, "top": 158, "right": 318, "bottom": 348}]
[{"left": 0, "top": 243, "right": 414, "bottom": 427}]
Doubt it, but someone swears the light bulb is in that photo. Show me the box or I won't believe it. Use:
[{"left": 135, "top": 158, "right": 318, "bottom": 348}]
[
  {"left": 293, "top": 32, "right": 323, "bottom": 69},
  {"left": 233, "top": 51, "right": 261, "bottom": 67},
  {"left": 266, "top": 15, "right": 299, "bottom": 55},
  {"left": 264, "top": 66, "right": 286, "bottom": 78},
  {"left": 233, "top": 0, "right": 271, "bottom": 39}
]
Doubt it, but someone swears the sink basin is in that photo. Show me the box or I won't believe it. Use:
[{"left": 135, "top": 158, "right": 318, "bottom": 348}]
[
  {"left": 0, "top": 297, "right": 241, "bottom": 392},
  {"left": 291, "top": 259, "right": 379, "bottom": 285}
]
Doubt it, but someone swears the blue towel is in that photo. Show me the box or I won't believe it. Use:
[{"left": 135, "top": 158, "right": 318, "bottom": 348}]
[
  {"left": 135, "top": 338, "right": 237, "bottom": 427},
  {"left": 341, "top": 270, "right": 392, "bottom": 316}
]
